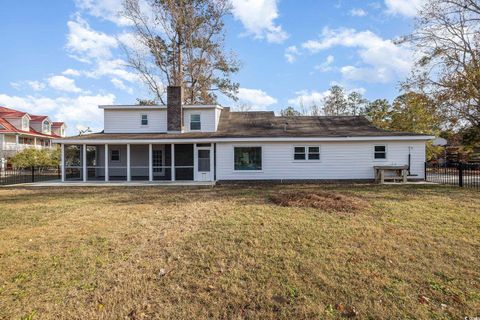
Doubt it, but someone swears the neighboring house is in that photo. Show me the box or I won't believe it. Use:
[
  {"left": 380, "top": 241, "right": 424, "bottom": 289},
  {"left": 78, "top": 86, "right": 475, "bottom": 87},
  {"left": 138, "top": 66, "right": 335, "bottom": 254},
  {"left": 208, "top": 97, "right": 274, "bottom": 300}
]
[
  {"left": 55, "top": 86, "right": 433, "bottom": 183},
  {"left": 0, "top": 106, "right": 66, "bottom": 160}
]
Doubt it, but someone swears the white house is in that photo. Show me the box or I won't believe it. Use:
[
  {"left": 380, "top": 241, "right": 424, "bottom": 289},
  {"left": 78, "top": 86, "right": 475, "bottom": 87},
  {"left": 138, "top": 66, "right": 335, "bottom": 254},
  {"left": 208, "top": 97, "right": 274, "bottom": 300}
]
[
  {"left": 55, "top": 86, "right": 433, "bottom": 183},
  {"left": 0, "top": 106, "right": 66, "bottom": 161}
]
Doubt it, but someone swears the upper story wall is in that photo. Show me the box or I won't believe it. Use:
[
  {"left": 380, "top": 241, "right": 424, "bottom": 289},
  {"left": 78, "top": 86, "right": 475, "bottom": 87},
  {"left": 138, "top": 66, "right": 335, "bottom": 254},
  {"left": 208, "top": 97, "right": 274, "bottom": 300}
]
[{"left": 102, "top": 105, "right": 222, "bottom": 134}]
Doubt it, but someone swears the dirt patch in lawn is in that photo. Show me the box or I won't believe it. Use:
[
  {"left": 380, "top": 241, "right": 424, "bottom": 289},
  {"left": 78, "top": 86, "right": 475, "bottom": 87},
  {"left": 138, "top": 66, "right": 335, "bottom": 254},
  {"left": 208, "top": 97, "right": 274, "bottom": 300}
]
[{"left": 269, "top": 191, "right": 369, "bottom": 212}]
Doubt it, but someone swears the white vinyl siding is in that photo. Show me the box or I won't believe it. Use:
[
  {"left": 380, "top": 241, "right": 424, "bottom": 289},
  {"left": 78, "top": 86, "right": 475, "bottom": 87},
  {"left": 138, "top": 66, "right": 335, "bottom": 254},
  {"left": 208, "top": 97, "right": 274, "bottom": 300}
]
[
  {"left": 104, "top": 109, "right": 167, "bottom": 133},
  {"left": 216, "top": 141, "right": 426, "bottom": 180},
  {"left": 183, "top": 109, "right": 216, "bottom": 132}
]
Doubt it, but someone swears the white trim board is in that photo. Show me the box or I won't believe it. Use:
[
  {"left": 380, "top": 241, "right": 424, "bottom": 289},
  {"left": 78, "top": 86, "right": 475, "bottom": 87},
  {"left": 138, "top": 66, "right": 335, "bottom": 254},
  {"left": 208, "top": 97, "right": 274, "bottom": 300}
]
[{"left": 55, "top": 135, "right": 435, "bottom": 144}]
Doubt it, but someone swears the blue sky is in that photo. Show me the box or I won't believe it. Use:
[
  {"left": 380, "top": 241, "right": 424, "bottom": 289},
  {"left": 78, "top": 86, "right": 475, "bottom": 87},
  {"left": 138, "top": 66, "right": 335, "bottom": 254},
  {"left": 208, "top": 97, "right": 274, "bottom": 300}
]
[{"left": 0, "top": 0, "right": 423, "bottom": 134}]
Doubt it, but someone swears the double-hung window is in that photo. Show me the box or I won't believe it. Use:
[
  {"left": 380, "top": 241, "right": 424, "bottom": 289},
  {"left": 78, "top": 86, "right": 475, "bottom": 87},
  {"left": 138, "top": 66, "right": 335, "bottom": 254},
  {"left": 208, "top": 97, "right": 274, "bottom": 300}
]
[
  {"left": 190, "top": 114, "right": 201, "bottom": 130},
  {"left": 294, "top": 146, "right": 320, "bottom": 161},
  {"left": 111, "top": 149, "right": 120, "bottom": 162},
  {"left": 374, "top": 145, "right": 387, "bottom": 160},
  {"left": 294, "top": 147, "right": 306, "bottom": 160},
  {"left": 141, "top": 114, "right": 148, "bottom": 126},
  {"left": 234, "top": 147, "right": 262, "bottom": 171}
]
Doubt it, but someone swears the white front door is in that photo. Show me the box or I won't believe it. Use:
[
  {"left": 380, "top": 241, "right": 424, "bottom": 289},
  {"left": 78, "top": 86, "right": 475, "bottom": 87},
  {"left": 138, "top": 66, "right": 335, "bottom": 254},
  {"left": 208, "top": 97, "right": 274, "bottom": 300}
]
[{"left": 194, "top": 144, "right": 213, "bottom": 181}]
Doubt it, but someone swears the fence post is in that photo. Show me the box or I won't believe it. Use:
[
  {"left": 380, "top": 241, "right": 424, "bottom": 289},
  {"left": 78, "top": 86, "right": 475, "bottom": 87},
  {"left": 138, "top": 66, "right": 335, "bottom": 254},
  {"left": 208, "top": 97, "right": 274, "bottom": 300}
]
[
  {"left": 31, "top": 166, "right": 35, "bottom": 183},
  {"left": 458, "top": 163, "right": 464, "bottom": 187},
  {"left": 424, "top": 162, "right": 427, "bottom": 181}
]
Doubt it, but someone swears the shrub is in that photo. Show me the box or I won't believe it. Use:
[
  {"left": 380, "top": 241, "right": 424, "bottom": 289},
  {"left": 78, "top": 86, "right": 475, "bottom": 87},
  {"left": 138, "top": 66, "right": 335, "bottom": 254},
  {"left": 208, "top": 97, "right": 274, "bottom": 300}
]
[{"left": 9, "top": 147, "right": 60, "bottom": 168}]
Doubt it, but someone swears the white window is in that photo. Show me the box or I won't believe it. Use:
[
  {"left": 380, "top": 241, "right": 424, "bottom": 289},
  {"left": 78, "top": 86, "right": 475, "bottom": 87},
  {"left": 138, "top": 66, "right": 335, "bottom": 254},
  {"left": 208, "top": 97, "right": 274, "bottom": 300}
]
[
  {"left": 234, "top": 147, "right": 262, "bottom": 171},
  {"left": 42, "top": 121, "right": 50, "bottom": 133},
  {"left": 294, "top": 146, "right": 320, "bottom": 160},
  {"left": 60, "top": 127, "right": 65, "bottom": 136},
  {"left": 374, "top": 145, "right": 387, "bottom": 160},
  {"left": 22, "top": 116, "right": 29, "bottom": 130},
  {"left": 152, "top": 149, "right": 163, "bottom": 173},
  {"left": 141, "top": 114, "right": 148, "bottom": 125},
  {"left": 111, "top": 149, "right": 120, "bottom": 162},
  {"left": 190, "top": 114, "right": 201, "bottom": 130}
]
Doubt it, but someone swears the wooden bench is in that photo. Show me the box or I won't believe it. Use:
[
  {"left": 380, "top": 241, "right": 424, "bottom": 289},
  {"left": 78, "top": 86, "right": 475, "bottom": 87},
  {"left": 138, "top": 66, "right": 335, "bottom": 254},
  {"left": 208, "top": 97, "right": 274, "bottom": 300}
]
[{"left": 374, "top": 165, "right": 409, "bottom": 184}]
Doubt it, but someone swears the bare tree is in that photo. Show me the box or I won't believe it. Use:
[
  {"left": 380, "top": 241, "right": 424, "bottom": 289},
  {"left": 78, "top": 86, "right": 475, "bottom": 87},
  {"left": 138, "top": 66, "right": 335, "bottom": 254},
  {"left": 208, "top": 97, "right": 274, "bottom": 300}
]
[
  {"left": 122, "top": 0, "right": 240, "bottom": 104},
  {"left": 322, "top": 85, "right": 348, "bottom": 116},
  {"left": 403, "top": 0, "right": 480, "bottom": 128}
]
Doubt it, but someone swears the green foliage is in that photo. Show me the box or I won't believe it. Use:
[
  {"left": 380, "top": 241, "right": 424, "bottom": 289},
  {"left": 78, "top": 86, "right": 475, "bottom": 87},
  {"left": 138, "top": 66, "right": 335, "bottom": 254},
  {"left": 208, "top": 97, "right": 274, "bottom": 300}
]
[
  {"left": 279, "top": 106, "right": 302, "bottom": 117},
  {"left": 363, "top": 99, "right": 392, "bottom": 129},
  {"left": 10, "top": 148, "right": 60, "bottom": 168}
]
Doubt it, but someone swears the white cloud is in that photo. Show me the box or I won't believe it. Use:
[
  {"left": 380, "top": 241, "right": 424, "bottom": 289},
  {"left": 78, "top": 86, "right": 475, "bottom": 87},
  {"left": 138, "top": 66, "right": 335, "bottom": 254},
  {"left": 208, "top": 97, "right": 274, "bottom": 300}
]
[
  {"left": 47, "top": 75, "right": 83, "bottom": 93},
  {"left": 66, "top": 15, "right": 118, "bottom": 63},
  {"left": 27, "top": 81, "right": 46, "bottom": 91},
  {"left": 287, "top": 90, "right": 330, "bottom": 108},
  {"left": 349, "top": 8, "right": 367, "bottom": 17},
  {"left": 284, "top": 46, "right": 299, "bottom": 63},
  {"left": 315, "top": 55, "right": 335, "bottom": 72},
  {"left": 302, "top": 27, "right": 412, "bottom": 83},
  {"left": 62, "top": 69, "right": 81, "bottom": 76},
  {"left": 65, "top": 17, "right": 138, "bottom": 85},
  {"left": 237, "top": 88, "right": 277, "bottom": 110},
  {"left": 0, "top": 93, "right": 115, "bottom": 134},
  {"left": 74, "top": 0, "right": 131, "bottom": 26},
  {"left": 231, "top": 0, "right": 288, "bottom": 43},
  {"left": 384, "top": 0, "right": 425, "bottom": 17},
  {"left": 111, "top": 78, "right": 133, "bottom": 94}
]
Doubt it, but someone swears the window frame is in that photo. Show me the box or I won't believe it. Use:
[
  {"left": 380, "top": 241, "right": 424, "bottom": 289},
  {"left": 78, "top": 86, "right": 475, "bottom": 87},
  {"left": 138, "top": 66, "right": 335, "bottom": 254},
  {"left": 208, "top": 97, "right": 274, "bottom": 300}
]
[
  {"left": 152, "top": 148, "right": 165, "bottom": 175},
  {"left": 233, "top": 146, "right": 263, "bottom": 172},
  {"left": 373, "top": 145, "right": 387, "bottom": 161},
  {"left": 110, "top": 149, "right": 120, "bottom": 162},
  {"left": 141, "top": 114, "right": 148, "bottom": 126},
  {"left": 293, "top": 145, "right": 321, "bottom": 161},
  {"left": 42, "top": 120, "right": 51, "bottom": 133},
  {"left": 22, "top": 116, "right": 29, "bottom": 130},
  {"left": 190, "top": 114, "right": 201, "bottom": 131}
]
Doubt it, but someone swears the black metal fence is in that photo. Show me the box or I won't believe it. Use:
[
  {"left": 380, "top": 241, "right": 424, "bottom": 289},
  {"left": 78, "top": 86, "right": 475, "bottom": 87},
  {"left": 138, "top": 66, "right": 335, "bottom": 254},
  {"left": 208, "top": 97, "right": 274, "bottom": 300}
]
[
  {"left": 0, "top": 167, "right": 60, "bottom": 186},
  {"left": 425, "top": 162, "right": 480, "bottom": 189}
]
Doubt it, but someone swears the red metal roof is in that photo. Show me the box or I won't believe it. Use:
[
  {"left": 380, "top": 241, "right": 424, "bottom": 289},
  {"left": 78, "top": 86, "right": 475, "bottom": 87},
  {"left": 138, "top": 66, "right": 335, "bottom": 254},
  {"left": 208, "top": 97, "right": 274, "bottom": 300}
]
[
  {"left": 0, "top": 106, "right": 28, "bottom": 118},
  {"left": 52, "top": 121, "right": 64, "bottom": 127},
  {"left": 0, "top": 106, "right": 63, "bottom": 138},
  {"left": 29, "top": 115, "right": 49, "bottom": 122}
]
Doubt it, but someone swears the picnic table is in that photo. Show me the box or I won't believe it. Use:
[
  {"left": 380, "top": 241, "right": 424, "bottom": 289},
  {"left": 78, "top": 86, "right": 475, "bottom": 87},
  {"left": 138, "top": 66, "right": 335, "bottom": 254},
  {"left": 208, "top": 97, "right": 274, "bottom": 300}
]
[{"left": 374, "top": 165, "right": 409, "bottom": 184}]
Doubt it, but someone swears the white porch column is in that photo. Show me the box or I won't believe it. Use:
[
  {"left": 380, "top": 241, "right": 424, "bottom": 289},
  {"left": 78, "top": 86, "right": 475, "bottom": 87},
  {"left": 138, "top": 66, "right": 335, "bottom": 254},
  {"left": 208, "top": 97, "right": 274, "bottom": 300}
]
[
  {"left": 15, "top": 135, "right": 19, "bottom": 151},
  {"left": 171, "top": 143, "right": 175, "bottom": 181},
  {"left": 33, "top": 137, "right": 37, "bottom": 149},
  {"left": 104, "top": 144, "right": 109, "bottom": 182},
  {"left": 148, "top": 144, "right": 153, "bottom": 182},
  {"left": 127, "top": 144, "right": 131, "bottom": 182},
  {"left": 82, "top": 144, "right": 87, "bottom": 182},
  {"left": 61, "top": 144, "right": 65, "bottom": 182}
]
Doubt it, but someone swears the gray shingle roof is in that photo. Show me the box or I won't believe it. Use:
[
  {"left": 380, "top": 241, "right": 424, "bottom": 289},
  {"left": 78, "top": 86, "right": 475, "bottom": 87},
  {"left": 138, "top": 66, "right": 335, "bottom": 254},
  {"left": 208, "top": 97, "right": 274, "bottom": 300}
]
[{"left": 57, "top": 108, "right": 427, "bottom": 141}]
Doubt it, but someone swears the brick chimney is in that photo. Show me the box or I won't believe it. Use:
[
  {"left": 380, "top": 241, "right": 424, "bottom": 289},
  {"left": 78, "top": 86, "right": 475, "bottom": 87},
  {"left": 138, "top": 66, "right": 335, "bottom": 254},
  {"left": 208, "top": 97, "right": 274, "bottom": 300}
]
[{"left": 167, "top": 86, "right": 183, "bottom": 132}]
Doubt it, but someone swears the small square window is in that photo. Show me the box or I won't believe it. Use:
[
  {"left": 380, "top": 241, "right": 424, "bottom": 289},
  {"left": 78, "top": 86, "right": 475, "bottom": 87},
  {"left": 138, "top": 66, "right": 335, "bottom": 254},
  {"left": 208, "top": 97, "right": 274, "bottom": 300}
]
[
  {"left": 308, "top": 147, "right": 320, "bottom": 160},
  {"left": 111, "top": 149, "right": 120, "bottom": 162},
  {"left": 374, "top": 145, "right": 386, "bottom": 159},
  {"left": 190, "top": 114, "right": 201, "bottom": 130},
  {"left": 141, "top": 114, "right": 148, "bottom": 125},
  {"left": 294, "top": 147, "right": 306, "bottom": 160}
]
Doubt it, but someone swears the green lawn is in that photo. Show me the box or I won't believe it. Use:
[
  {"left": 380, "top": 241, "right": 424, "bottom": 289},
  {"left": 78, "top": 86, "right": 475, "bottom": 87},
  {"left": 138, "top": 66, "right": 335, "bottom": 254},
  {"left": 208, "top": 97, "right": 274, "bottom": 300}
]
[{"left": 0, "top": 184, "right": 478, "bottom": 319}]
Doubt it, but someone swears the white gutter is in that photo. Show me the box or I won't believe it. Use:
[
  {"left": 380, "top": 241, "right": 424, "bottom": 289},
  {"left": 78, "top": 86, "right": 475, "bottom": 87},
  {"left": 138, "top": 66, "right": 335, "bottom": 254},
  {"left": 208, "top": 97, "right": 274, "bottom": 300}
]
[
  {"left": 54, "top": 135, "right": 435, "bottom": 144},
  {"left": 99, "top": 104, "right": 223, "bottom": 110}
]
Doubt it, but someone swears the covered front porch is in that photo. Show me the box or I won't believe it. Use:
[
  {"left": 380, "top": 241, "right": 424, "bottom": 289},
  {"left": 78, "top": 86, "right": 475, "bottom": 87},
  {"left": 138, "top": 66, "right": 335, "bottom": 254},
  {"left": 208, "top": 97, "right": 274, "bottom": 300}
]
[{"left": 60, "top": 142, "right": 214, "bottom": 183}]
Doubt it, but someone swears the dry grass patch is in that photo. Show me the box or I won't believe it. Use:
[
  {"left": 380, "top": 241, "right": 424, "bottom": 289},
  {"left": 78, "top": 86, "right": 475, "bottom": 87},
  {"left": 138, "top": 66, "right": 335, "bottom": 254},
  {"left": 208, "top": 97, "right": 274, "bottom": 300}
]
[{"left": 269, "top": 191, "right": 369, "bottom": 212}]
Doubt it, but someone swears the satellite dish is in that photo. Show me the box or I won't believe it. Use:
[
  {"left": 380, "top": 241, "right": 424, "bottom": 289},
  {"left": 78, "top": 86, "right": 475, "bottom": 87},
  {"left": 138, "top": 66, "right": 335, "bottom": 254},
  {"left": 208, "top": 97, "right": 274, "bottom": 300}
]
[{"left": 432, "top": 137, "right": 448, "bottom": 146}]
